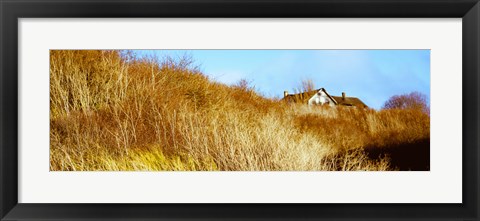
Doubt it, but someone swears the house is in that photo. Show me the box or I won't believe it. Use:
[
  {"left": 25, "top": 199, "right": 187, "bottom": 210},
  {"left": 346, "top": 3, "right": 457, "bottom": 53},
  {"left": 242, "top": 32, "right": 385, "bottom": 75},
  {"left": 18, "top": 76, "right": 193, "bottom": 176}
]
[{"left": 282, "top": 88, "right": 368, "bottom": 108}]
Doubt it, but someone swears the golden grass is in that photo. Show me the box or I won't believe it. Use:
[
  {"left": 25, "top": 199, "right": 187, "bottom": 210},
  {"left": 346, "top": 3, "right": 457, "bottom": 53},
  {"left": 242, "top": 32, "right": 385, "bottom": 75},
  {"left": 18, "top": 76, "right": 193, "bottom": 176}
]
[{"left": 50, "top": 50, "right": 430, "bottom": 171}]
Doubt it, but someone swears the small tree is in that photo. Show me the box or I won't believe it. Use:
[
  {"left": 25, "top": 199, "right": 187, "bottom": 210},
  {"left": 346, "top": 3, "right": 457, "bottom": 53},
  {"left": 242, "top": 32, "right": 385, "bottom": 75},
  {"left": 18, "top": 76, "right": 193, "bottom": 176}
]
[
  {"left": 235, "top": 78, "right": 254, "bottom": 92},
  {"left": 301, "top": 79, "right": 315, "bottom": 92},
  {"left": 382, "top": 91, "right": 429, "bottom": 114},
  {"left": 293, "top": 79, "right": 316, "bottom": 95}
]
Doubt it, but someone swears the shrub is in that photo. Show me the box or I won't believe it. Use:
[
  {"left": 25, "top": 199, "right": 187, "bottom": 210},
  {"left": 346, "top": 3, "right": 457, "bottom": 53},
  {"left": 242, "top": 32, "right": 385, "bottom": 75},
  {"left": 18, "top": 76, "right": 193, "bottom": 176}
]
[{"left": 382, "top": 91, "right": 429, "bottom": 114}]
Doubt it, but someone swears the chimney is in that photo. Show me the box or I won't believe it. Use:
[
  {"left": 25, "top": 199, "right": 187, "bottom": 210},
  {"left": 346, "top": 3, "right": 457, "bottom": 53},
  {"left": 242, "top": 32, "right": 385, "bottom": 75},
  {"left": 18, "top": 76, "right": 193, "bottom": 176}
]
[
  {"left": 284, "top": 91, "right": 288, "bottom": 97},
  {"left": 342, "top": 92, "right": 346, "bottom": 100}
]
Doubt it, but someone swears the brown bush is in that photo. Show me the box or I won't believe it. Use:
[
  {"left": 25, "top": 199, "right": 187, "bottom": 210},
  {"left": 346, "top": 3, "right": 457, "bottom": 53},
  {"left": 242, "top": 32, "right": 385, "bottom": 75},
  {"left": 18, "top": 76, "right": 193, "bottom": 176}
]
[{"left": 382, "top": 91, "right": 429, "bottom": 114}]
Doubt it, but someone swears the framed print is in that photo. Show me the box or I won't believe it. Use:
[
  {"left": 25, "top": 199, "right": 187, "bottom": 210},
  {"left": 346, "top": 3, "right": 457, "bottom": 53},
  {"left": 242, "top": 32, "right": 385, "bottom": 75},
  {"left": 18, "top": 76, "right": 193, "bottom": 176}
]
[{"left": 1, "top": 0, "right": 479, "bottom": 220}]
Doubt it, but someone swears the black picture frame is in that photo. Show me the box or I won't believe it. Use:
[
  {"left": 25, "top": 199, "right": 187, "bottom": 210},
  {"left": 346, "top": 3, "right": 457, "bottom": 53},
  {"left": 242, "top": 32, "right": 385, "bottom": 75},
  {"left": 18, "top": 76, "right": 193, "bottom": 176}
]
[{"left": 1, "top": 0, "right": 479, "bottom": 220}]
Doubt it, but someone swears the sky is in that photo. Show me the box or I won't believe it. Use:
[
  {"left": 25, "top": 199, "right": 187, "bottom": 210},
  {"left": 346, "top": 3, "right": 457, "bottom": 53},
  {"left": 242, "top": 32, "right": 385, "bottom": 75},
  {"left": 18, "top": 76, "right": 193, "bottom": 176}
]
[{"left": 134, "top": 50, "right": 430, "bottom": 110}]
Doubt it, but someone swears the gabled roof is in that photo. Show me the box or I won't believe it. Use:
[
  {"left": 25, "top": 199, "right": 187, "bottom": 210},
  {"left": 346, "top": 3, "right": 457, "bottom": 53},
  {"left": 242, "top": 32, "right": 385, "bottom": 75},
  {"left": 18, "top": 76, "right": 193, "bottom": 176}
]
[
  {"left": 331, "top": 96, "right": 368, "bottom": 108},
  {"left": 282, "top": 88, "right": 368, "bottom": 108},
  {"left": 282, "top": 88, "right": 336, "bottom": 103},
  {"left": 319, "top": 88, "right": 338, "bottom": 105}
]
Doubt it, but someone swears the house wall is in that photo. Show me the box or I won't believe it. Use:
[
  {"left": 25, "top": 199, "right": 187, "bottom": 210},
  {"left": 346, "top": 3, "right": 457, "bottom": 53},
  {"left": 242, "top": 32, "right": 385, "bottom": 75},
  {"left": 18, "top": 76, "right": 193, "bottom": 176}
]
[{"left": 308, "top": 90, "right": 335, "bottom": 106}]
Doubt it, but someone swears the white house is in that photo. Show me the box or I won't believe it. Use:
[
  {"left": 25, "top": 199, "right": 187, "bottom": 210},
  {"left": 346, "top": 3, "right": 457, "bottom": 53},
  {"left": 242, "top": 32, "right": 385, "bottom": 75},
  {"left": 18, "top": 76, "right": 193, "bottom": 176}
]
[{"left": 307, "top": 88, "right": 336, "bottom": 106}]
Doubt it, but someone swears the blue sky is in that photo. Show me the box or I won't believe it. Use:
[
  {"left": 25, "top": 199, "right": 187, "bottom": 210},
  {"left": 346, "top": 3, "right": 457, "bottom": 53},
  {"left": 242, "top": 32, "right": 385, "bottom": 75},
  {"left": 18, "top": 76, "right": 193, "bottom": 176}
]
[{"left": 134, "top": 50, "right": 430, "bottom": 110}]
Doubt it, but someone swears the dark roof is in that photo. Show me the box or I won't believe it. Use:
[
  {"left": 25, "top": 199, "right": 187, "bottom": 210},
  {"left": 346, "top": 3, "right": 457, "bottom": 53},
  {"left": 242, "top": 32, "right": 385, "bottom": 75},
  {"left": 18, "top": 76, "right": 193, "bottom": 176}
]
[
  {"left": 331, "top": 96, "right": 368, "bottom": 108},
  {"left": 282, "top": 88, "right": 368, "bottom": 108},
  {"left": 282, "top": 90, "right": 317, "bottom": 103}
]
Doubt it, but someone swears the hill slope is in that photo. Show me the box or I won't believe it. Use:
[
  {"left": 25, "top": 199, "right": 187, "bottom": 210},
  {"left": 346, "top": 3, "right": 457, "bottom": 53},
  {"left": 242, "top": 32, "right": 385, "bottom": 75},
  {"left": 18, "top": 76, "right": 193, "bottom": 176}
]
[{"left": 50, "top": 50, "right": 430, "bottom": 171}]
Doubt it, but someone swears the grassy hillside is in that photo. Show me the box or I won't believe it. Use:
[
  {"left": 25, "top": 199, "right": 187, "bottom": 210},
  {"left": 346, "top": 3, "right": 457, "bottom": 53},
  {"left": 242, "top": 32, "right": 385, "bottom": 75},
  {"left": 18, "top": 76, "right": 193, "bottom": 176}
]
[{"left": 50, "top": 50, "right": 430, "bottom": 171}]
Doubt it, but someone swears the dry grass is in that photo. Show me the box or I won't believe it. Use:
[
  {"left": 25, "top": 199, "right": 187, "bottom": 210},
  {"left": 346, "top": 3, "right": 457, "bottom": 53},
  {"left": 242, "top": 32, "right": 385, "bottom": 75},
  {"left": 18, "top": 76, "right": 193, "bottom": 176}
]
[{"left": 50, "top": 50, "right": 430, "bottom": 171}]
